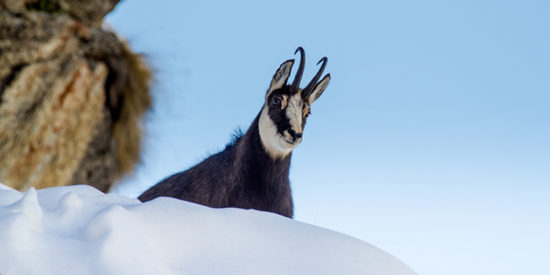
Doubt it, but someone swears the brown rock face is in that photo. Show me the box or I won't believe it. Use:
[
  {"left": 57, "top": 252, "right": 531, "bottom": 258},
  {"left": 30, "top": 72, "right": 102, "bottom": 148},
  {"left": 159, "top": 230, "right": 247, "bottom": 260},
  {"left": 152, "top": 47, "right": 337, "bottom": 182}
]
[{"left": 0, "top": 1, "right": 152, "bottom": 192}]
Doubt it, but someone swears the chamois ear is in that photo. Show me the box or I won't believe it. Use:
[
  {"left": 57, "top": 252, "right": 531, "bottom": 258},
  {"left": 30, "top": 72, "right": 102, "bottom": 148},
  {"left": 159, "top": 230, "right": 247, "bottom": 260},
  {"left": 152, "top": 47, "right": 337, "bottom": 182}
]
[
  {"left": 307, "top": 74, "right": 330, "bottom": 104},
  {"left": 267, "top": 59, "right": 294, "bottom": 97}
]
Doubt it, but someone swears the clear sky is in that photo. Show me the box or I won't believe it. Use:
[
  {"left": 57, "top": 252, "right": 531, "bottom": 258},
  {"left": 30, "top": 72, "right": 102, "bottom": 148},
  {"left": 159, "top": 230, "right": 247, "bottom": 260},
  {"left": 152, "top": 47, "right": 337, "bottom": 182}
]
[{"left": 106, "top": 1, "right": 549, "bottom": 274}]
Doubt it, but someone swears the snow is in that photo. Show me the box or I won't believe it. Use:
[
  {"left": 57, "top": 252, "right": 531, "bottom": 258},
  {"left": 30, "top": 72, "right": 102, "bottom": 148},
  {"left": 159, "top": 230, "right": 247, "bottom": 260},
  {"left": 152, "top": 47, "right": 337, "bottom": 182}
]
[{"left": 0, "top": 183, "right": 416, "bottom": 275}]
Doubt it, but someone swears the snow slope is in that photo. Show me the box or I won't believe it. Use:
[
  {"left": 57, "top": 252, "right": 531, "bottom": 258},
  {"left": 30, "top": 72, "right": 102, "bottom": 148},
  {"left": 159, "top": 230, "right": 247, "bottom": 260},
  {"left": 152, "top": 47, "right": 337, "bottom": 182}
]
[{"left": 0, "top": 183, "right": 415, "bottom": 275}]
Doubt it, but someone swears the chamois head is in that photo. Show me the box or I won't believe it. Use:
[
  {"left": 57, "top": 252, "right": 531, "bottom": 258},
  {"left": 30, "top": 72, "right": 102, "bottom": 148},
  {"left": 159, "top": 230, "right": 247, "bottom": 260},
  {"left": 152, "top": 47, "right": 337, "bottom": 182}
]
[{"left": 259, "top": 47, "right": 331, "bottom": 159}]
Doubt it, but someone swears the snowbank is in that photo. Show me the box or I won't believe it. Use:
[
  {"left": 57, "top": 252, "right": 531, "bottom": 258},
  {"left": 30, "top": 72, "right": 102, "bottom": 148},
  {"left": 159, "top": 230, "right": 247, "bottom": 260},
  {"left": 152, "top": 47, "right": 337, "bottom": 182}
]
[{"left": 0, "top": 183, "right": 415, "bottom": 275}]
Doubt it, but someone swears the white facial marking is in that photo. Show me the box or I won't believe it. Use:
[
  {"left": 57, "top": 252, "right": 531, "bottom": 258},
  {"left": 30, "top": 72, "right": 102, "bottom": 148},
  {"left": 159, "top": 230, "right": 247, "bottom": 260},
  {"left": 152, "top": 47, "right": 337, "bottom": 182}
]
[
  {"left": 280, "top": 95, "right": 288, "bottom": 110},
  {"left": 258, "top": 105, "right": 294, "bottom": 159},
  {"left": 286, "top": 93, "right": 303, "bottom": 137}
]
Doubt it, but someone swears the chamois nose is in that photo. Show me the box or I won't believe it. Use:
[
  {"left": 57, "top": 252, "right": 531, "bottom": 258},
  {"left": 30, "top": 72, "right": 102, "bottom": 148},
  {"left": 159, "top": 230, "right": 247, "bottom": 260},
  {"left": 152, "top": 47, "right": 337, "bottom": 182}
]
[{"left": 288, "top": 129, "right": 303, "bottom": 140}]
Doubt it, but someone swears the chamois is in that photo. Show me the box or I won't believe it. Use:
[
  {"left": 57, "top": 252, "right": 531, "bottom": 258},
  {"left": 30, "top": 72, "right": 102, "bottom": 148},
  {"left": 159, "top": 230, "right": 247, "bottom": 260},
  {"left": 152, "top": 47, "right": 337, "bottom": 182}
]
[{"left": 138, "top": 47, "right": 330, "bottom": 218}]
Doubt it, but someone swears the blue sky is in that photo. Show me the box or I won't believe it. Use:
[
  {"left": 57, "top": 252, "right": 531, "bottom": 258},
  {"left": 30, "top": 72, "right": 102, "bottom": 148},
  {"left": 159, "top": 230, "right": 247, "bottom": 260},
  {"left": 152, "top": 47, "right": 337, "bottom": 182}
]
[{"left": 106, "top": 1, "right": 549, "bottom": 274}]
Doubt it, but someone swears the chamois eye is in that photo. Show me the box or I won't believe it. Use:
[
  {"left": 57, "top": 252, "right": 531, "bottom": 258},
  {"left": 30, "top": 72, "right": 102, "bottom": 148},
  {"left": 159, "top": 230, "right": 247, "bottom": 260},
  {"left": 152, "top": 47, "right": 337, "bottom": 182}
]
[{"left": 271, "top": 95, "right": 282, "bottom": 106}]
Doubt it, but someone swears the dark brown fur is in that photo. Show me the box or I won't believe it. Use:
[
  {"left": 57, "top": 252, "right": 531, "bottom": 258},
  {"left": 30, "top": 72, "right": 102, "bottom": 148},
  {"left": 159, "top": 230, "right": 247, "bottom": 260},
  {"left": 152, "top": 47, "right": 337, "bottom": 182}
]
[
  {"left": 138, "top": 114, "right": 294, "bottom": 217},
  {"left": 139, "top": 48, "right": 330, "bottom": 219}
]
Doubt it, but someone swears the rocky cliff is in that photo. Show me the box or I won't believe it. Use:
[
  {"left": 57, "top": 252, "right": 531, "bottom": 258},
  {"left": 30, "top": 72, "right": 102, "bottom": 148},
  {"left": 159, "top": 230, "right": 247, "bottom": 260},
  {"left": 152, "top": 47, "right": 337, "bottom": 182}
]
[{"left": 0, "top": 0, "right": 152, "bottom": 192}]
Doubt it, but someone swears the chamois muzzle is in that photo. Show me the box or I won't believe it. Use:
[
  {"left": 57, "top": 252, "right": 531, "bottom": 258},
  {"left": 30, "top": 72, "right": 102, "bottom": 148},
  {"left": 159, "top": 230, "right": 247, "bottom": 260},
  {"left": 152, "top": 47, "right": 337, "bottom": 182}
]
[{"left": 287, "top": 129, "right": 303, "bottom": 142}]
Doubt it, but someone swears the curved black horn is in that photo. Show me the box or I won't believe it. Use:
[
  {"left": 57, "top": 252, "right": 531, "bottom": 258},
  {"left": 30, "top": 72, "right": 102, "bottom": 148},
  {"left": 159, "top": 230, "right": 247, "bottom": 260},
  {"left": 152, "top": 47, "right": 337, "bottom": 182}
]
[
  {"left": 291, "top": 47, "right": 306, "bottom": 90},
  {"left": 302, "top": 57, "right": 328, "bottom": 98}
]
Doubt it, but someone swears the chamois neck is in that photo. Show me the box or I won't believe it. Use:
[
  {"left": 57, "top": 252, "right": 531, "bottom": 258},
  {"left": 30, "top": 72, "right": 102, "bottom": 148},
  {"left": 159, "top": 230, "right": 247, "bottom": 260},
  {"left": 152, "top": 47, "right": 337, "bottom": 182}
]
[
  {"left": 226, "top": 113, "right": 293, "bottom": 218},
  {"left": 239, "top": 113, "right": 292, "bottom": 172}
]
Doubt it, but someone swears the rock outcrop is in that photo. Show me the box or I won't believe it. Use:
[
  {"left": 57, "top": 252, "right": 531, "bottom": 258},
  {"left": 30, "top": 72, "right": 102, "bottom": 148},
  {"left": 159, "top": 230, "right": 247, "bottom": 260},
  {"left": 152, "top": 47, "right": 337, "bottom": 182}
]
[{"left": 0, "top": 0, "right": 152, "bottom": 192}]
